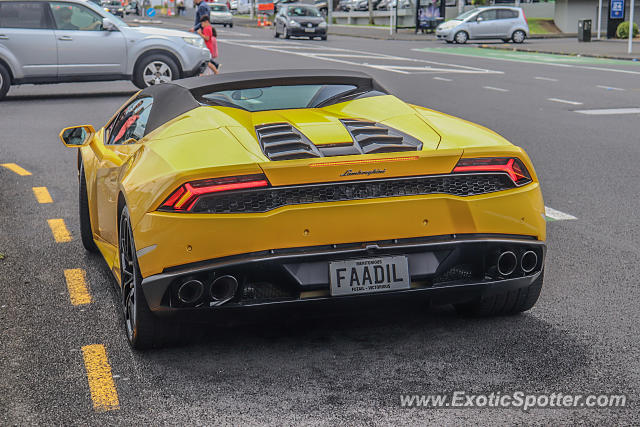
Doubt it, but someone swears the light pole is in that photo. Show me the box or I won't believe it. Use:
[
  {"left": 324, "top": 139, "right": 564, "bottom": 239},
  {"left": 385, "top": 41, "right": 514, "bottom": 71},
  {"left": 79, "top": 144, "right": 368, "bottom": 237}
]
[{"left": 597, "top": 0, "right": 603, "bottom": 39}]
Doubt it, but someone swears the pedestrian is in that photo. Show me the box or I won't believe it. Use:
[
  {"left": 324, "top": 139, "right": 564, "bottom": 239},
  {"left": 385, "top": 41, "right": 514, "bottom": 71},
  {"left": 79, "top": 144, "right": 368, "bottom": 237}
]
[
  {"left": 189, "top": 0, "right": 211, "bottom": 32},
  {"left": 198, "top": 16, "right": 220, "bottom": 75},
  {"left": 178, "top": 0, "right": 185, "bottom": 15}
]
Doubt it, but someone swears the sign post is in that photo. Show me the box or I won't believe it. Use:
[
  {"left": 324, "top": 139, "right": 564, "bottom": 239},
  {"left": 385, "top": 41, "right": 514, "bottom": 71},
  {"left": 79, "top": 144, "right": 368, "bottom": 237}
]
[
  {"left": 607, "top": 0, "right": 625, "bottom": 38},
  {"left": 597, "top": 0, "right": 603, "bottom": 38},
  {"left": 629, "top": 0, "right": 635, "bottom": 53}
]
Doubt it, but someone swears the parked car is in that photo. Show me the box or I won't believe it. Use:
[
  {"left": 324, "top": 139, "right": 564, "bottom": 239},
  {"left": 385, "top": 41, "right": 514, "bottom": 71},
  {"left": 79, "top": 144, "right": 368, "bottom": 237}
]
[
  {"left": 125, "top": 0, "right": 141, "bottom": 15},
  {"left": 376, "top": 0, "right": 410, "bottom": 10},
  {"left": 435, "top": 6, "right": 529, "bottom": 43},
  {"left": 274, "top": 4, "right": 327, "bottom": 40},
  {"left": 101, "top": 0, "right": 124, "bottom": 17},
  {"left": 235, "top": 0, "right": 250, "bottom": 13},
  {"left": 353, "top": 0, "right": 382, "bottom": 11},
  {"left": 209, "top": 3, "right": 234, "bottom": 26},
  {"left": 314, "top": 0, "right": 327, "bottom": 15},
  {"left": 0, "top": 0, "right": 211, "bottom": 99}
]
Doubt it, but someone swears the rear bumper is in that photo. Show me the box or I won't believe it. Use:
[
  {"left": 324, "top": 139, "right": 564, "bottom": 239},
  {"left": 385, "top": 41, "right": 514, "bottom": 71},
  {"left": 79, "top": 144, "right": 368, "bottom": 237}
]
[{"left": 140, "top": 234, "right": 545, "bottom": 316}]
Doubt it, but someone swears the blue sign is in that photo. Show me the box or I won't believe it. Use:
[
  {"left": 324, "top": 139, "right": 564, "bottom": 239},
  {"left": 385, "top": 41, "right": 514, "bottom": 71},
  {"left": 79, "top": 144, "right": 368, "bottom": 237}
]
[
  {"left": 146, "top": 7, "right": 156, "bottom": 17},
  {"left": 610, "top": 0, "right": 624, "bottom": 19}
]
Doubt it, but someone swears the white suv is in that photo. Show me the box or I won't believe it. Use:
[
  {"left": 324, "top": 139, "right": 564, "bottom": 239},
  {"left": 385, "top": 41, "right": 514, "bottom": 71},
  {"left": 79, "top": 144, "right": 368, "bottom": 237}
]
[{"left": 0, "top": 0, "right": 211, "bottom": 99}]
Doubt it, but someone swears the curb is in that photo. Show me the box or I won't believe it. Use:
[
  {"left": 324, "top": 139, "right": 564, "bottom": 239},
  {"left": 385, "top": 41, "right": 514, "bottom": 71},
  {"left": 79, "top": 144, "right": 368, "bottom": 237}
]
[{"left": 478, "top": 44, "right": 640, "bottom": 61}]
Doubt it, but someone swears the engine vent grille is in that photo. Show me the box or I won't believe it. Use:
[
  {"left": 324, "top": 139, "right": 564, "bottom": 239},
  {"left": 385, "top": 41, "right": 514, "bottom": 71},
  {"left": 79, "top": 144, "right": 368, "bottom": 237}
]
[
  {"left": 340, "top": 119, "right": 423, "bottom": 154},
  {"left": 256, "top": 119, "right": 424, "bottom": 161},
  {"left": 190, "top": 173, "right": 515, "bottom": 214},
  {"left": 255, "top": 123, "right": 321, "bottom": 161}
]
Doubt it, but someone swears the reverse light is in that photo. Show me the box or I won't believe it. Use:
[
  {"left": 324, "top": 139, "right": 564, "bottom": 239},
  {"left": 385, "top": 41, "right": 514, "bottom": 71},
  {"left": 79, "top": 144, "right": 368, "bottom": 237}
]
[
  {"left": 159, "top": 174, "right": 269, "bottom": 212},
  {"left": 452, "top": 157, "right": 531, "bottom": 185}
]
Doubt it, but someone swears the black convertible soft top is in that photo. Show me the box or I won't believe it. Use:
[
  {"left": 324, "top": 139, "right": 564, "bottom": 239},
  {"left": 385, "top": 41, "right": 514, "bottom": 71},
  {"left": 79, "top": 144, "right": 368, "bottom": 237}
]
[{"left": 137, "top": 69, "right": 388, "bottom": 136}]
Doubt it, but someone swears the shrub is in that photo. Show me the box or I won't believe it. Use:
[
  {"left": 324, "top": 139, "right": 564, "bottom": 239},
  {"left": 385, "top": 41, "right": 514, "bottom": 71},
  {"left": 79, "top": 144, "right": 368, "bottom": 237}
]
[{"left": 616, "top": 21, "right": 639, "bottom": 38}]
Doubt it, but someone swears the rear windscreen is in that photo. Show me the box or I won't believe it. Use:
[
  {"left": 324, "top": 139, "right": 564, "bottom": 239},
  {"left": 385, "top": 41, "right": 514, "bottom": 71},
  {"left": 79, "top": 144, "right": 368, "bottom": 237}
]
[{"left": 198, "top": 84, "right": 365, "bottom": 111}]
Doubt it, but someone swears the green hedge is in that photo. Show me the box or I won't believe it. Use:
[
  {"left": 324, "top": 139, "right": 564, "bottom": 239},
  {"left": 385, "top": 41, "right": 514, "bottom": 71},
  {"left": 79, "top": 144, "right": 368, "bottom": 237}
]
[{"left": 616, "top": 21, "right": 639, "bottom": 38}]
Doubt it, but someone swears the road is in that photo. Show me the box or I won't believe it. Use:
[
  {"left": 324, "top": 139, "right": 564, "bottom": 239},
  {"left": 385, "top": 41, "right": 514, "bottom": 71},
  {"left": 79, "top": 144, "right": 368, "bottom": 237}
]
[{"left": 1, "top": 25, "right": 639, "bottom": 424}]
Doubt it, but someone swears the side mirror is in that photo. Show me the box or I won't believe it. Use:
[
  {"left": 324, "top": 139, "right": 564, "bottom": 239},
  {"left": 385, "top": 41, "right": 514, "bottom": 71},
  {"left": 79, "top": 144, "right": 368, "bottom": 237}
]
[
  {"left": 476, "top": 16, "right": 484, "bottom": 22},
  {"left": 59, "top": 125, "right": 96, "bottom": 148},
  {"left": 103, "top": 18, "right": 117, "bottom": 31}
]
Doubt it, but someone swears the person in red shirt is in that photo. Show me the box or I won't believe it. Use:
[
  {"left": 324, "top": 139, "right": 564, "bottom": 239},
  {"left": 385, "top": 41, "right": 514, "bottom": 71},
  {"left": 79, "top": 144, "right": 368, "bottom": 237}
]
[{"left": 197, "top": 16, "right": 220, "bottom": 75}]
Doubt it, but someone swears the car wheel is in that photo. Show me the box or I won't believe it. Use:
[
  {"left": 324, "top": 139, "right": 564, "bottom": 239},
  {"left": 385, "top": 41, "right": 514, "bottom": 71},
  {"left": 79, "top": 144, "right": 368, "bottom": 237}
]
[
  {"left": 274, "top": 27, "right": 280, "bottom": 37},
  {"left": 512, "top": 29, "right": 526, "bottom": 43},
  {"left": 79, "top": 164, "right": 99, "bottom": 253},
  {"left": 455, "top": 271, "right": 544, "bottom": 316},
  {"left": 0, "top": 62, "right": 10, "bottom": 101},
  {"left": 284, "top": 26, "right": 290, "bottom": 39},
  {"left": 132, "top": 53, "right": 179, "bottom": 89},
  {"left": 119, "top": 206, "right": 181, "bottom": 349},
  {"left": 321, "top": 35, "right": 327, "bottom": 40},
  {"left": 454, "top": 30, "right": 468, "bottom": 44},
  {"left": 229, "top": 23, "right": 233, "bottom": 28}
]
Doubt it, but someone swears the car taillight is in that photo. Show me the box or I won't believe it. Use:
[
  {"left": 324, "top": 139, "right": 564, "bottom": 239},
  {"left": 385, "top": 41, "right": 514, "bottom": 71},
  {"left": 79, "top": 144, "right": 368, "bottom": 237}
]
[
  {"left": 159, "top": 174, "right": 270, "bottom": 212},
  {"left": 452, "top": 157, "right": 531, "bottom": 185}
]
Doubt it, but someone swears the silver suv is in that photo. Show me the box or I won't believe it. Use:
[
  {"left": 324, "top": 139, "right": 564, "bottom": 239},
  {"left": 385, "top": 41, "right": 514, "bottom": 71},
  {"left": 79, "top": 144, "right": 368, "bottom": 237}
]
[
  {"left": 0, "top": 0, "right": 211, "bottom": 99},
  {"left": 435, "top": 7, "right": 529, "bottom": 44}
]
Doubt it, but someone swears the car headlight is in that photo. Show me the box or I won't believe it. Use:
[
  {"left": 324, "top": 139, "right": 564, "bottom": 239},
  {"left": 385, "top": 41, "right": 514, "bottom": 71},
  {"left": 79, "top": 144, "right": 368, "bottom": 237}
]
[
  {"left": 319, "top": 21, "right": 327, "bottom": 27},
  {"left": 183, "top": 37, "right": 205, "bottom": 48},
  {"left": 118, "top": 7, "right": 123, "bottom": 11},
  {"left": 289, "top": 19, "right": 300, "bottom": 26}
]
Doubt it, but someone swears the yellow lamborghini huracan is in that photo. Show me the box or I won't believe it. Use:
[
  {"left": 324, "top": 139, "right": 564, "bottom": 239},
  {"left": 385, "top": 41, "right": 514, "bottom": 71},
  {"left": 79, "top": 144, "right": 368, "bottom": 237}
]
[{"left": 60, "top": 70, "right": 545, "bottom": 349}]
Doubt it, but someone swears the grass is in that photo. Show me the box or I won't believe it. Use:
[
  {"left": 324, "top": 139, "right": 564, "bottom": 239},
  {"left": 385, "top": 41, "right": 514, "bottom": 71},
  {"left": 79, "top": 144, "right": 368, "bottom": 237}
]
[{"left": 527, "top": 18, "right": 560, "bottom": 35}]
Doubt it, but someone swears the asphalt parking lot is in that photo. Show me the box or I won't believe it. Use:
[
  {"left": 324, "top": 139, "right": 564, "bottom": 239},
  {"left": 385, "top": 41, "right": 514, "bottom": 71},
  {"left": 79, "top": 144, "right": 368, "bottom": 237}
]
[{"left": 2, "top": 25, "right": 640, "bottom": 424}]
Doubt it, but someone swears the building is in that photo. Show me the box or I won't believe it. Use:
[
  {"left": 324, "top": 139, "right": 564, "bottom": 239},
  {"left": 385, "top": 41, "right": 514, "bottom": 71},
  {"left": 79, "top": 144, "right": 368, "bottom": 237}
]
[{"left": 554, "top": 0, "right": 640, "bottom": 34}]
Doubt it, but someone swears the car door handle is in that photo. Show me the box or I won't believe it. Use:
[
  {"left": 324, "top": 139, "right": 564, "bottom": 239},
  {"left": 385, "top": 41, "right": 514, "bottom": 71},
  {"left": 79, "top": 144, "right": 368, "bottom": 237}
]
[
  {"left": 58, "top": 35, "right": 73, "bottom": 41},
  {"left": 0, "top": 35, "right": 8, "bottom": 40}
]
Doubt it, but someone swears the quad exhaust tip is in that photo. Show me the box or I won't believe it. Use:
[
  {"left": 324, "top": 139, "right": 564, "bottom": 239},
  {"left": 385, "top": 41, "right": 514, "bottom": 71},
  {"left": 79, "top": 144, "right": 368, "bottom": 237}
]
[
  {"left": 177, "top": 279, "right": 204, "bottom": 304},
  {"left": 210, "top": 275, "right": 238, "bottom": 302},
  {"left": 497, "top": 251, "right": 517, "bottom": 276},
  {"left": 521, "top": 250, "right": 538, "bottom": 274}
]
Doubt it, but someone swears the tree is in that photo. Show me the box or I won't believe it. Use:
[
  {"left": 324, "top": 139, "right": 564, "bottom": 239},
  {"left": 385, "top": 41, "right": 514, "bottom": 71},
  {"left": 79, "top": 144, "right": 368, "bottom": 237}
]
[{"left": 369, "top": 0, "right": 374, "bottom": 25}]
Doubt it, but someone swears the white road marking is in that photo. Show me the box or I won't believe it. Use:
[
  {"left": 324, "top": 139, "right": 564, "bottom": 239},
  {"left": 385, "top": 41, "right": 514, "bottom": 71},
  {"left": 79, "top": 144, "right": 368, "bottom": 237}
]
[
  {"left": 574, "top": 107, "right": 640, "bottom": 115},
  {"left": 535, "top": 76, "right": 558, "bottom": 82},
  {"left": 222, "top": 40, "right": 503, "bottom": 75},
  {"left": 545, "top": 206, "right": 577, "bottom": 221},
  {"left": 547, "top": 97, "right": 583, "bottom": 105},
  {"left": 483, "top": 86, "right": 509, "bottom": 92},
  {"left": 596, "top": 85, "right": 624, "bottom": 91},
  {"left": 433, "top": 76, "right": 452, "bottom": 81}
]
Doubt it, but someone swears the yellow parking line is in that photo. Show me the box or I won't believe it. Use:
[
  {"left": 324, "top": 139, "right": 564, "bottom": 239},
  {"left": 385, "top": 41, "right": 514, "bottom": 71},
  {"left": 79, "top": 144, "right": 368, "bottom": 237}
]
[
  {"left": 64, "top": 269, "right": 92, "bottom": 305},
  {"left": 81, "top": 344, "right": 120, "bottom": 412},
  {"left": 1, "top": 163, "right": 32, "bottom": 176},
  {"left": 33, "top": 187, "right": 53, "bottom": 204},
  {"left": 47, "top": 219, "right": 72, "bottom": 242}
]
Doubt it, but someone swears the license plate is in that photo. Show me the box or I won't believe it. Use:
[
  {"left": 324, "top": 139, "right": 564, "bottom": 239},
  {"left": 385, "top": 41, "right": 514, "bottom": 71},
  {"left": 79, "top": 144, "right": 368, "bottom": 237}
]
[
  {"left": 329, "top": 256, "right": 410, "bottom": 296},
  {"left": 304, "top": 28, "right": 315, "bottom": 32}
]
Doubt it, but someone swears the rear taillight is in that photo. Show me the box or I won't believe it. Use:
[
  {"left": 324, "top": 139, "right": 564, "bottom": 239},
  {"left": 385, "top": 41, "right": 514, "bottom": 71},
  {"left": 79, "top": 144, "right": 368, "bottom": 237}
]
[
  {"left": 159, "top": 174, "right": 270, "bottom": 212},
  {"left": 452, "top": 157, "right": 531, "bottom": 185}
]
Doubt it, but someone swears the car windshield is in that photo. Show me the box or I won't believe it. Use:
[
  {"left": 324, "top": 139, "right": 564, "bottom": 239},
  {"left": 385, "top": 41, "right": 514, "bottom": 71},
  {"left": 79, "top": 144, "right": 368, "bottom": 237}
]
[
  {"left": 103, "top": 1, "right": 122, "bottom": 5},
  {"left": 211, "top": 4, "right": 229, "bottom": 11},
  {"left": 199, "top": 84, "right": 360, "bottom": 111},
  {"left": 287, "top": 5, "right": 321, "bottom": 16},
  {"left": 85, "top": 0, "right": 128, "bottom": 25},
  {"left": 454, "top": 9, "right": 477, "bottom": 20}
]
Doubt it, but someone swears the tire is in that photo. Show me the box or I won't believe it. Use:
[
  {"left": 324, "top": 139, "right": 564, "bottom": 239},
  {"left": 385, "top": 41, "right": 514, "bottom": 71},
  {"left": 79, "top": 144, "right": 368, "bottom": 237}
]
[
  {"left": 501, "top": 38, "right": 510, "bottom": 43},
  {"left": 284, "top": 26, "right": 290, "bottom": 39},
  {"left": 321, "top": 36, "right": 327, "bottom": 40},
  {"left": 454, "top": 30, "right": 468, "bottom": 44},
  {"left": 132, "top": 53, "right": 180, "bottom": 89},
  {"left": 512, "top": 29, "right": 526, "bottom": 43},
  {"left": 79, "top": 164, "right": 99, "bottom": 253},
  {"left": 230, "top": 23, "right": 234, "bottom": 28},
  {"left": 0, "top": 62, "right": 10, "bottom": 101},
  {"left": 455, "top": 271, "right": 544, "bottom": 316},
  {"left": 274, "top": 26, "right": 280, "bottom": 37},
  {"left": 119, "top": 206, "right": 181, "bottom": 349}
]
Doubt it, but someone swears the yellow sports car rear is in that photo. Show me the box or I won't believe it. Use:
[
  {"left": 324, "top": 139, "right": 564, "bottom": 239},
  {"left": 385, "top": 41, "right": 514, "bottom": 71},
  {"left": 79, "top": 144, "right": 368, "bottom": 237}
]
[{"left": 60, "top": 69, "right": 545, "bottom": 349}]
